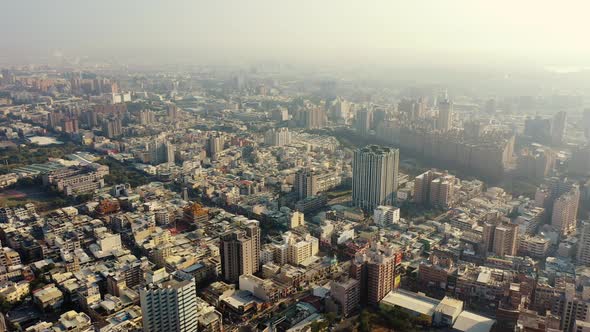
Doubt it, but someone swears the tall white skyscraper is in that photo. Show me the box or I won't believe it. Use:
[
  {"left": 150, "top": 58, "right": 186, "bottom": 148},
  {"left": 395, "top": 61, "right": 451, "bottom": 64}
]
[
  {"left": 352, "top": 145, "right": 399, "bottom": 211},
  {"left": 140, "top": 276, "right": 198, "bottom": 332}
]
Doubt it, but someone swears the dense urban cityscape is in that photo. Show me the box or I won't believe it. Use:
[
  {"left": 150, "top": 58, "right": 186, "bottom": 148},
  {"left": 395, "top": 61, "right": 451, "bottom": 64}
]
[{"left": 3, "top": 2, "right": 590, "bottom": 332}]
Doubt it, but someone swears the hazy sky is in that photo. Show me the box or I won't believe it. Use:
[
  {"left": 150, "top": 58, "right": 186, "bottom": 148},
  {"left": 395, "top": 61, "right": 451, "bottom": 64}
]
[{"left": 2, "top": 0, "right": 590, "bottom": 67}]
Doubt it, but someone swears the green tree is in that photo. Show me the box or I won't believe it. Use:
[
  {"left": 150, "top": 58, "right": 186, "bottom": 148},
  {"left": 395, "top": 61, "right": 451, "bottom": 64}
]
[
  {"left": 310, "top": 321, "right": 328, "bottom": 332},
  {"left": 359, "top": 310, "right": 374, "bottom": 332},
  {"left": 324, "top": 312, "right": 338, "bottom": 325}
]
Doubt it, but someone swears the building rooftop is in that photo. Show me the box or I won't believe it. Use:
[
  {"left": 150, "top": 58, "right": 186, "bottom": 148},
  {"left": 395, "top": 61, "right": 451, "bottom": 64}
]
[
  {"left": 381, "top": 289, "right": 439, "bottom": 316},
  {"left": 452, "top": 310, "right": 495, "bottom": 332},
  {"left": 436, "top": 296, "right": 463, "bottom": 318}
]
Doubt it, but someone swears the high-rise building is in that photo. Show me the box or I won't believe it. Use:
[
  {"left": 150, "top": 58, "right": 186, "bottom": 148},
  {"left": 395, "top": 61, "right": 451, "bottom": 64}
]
[
  {"left": 375, "top": 120, "right": 400, "bottom": 144},
  {"left": 482, "top": 222, "right": 496, "bottom": 255},
  {"left": 524, "top": 116, "right": 553, "bottom": 143},
  {"left": 82, "top": 110, "right": 99, "bottom": 128},
  {"left": 551, "top": 184, "right": 579, "bottom": 237},
  {"left": 167, "top": 103, "right": 179, "bottom": 122},
  {"left": 577, "top": 222, "right": 590, "bottom": 266},
  {"left": 48, "top": 111, "right": 63, "bottom": 129},
  {"left": 437, "top": 98, "right": 453, "bottom": 132},
  {"left": 93, "top": 78, "right": 103, "bottom": 95},
  {"left": 220, "top": 231, "right": 253, "bottom": 283},
  {"left": 140, "top": 276, "right": 198, "bottom": 332},
  {"left": 398, "top": 98, "right": 426, "bottom": 121},
  {"left": 330, "top": 278, "right": 360, "bottom": 317},
  {"left": 164, "top": 142, "right": 175, "bottom": 165},
  {"left": 463, "top": 119, "right": 486, "bottom": 139},
  {"left": 263, "top": 128, "right": 292, "bottom": 146},
  {"left": 299, "top": 108, "right": 326, "bottom": 129},
  {"left": 373, "top": 109, "right": 388, "bottom": 126},
  {"left": 352, "top": 145, "right": 399, "bottom": 211},
  {"left": 350, "top": 243, "right": 401, "bottom": 306},
  {"left": 551, "top": 284, "right": 590, "bottom": 332},
  {"left": 429, "top": 174, "right": 457, "bottom": 208},
  {"left": 355, "top": 109, "right": 373, "bottom": 136},
  {"left": 333, "top": 99, "right": 351, "bottom": 123},
  {"left": 535, "top": 178, "right": 580, "bottom": 237},
  {"left": 102, "top": 117, "right": 123, "bottom": 138},
  {"left": 551, "top": 111, "right": 567, "bottom": 145},
  {"left": 148, "top": 139, "right": 175, "bottom": 165},
  {"left": 294, "top": 168, "right": 318, "bottom": 200},
  {"left": 492, "top": 223, "right": 518, "bottom": 257},
  {"left": 414, "top": 170, "right": 457, "bottom": 208},
  {"left": 61, "top": 118, "right": 79, "bottom": 134},
  {"left": 243, "top": 220, "right": 260, "bottom": 274},
  {"left": 414, "top": 170, "right": 435, "bottom": 204},
  {"left": 517, "top": 147, "right": 555, "bottom": 179},
  {"left": 139, "top": 110, "right": 156, "bottom": 125},
  {"left": 545, "top": 177, "right": 577, "bottom": 202},
  {"left": 220, "top": 222, "right": 260, "bottom": 283},
  {"left": 70, "top": 77, "right": 82, "bottom": 95},
  {"left": 271, "top": 108, "right": 289, "bottom": 122},
  {"left": 207, "top": 134, "right": 224, "bottom": 161},
  {"left": 569, "top": 145, "right": 590, "bottom": 176}
]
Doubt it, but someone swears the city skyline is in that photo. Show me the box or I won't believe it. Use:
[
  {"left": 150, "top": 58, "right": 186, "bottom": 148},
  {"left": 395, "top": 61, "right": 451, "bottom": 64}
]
[{"left": 3, "top": 3, "right": 590, "bottom": 332}]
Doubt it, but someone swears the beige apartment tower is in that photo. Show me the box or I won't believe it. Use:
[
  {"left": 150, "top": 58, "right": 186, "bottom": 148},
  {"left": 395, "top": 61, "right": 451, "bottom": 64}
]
[
  {"left": 551, "top": 185, "right": 580, "bottom": 237},
  {"left": 492, "top": 224, "right": 518, "bottom": 257}
]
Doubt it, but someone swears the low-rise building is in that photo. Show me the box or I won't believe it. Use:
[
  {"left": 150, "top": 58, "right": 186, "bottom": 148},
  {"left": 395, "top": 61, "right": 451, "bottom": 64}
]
[
  {"left": 238, "top": 274, "right": 280, "bottom": 302},
  {"left": 518, "top": 235, "right": 551, "bottom": 259},
  {"left": 0, "top": 173, "right": 18, "bottom": 189},
  {"left": 52, "top": 310, "right": 92, "bottom": 332},
  {"left": 0, "top": 280, "right": 30, "bottom": 303},
  {"left": 380, "top": 289, "right": 464, "bottom": 327},
  {"left": 42, "top": 164, "right": 108, "bottom": 196},
  {"left": 373, "top": 206, "right": 400, "bottom": 226},
  {"left": 33, "top": 284, "right": 64, "bottom": 310}
]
